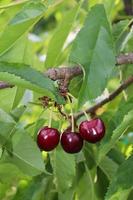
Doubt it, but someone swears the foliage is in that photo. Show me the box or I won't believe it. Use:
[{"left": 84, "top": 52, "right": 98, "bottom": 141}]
[{"left": 0, "top": 0, "right": 132, "bottom": 200}]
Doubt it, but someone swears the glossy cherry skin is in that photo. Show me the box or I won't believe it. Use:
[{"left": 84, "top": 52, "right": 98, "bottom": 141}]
[
  {"left": 79, "top": 118, "right": 105, "bottom": 143},
  {"left": 37, "top": 126, "right": 60, "bottom": 151},
  {"left": 61, "top": 131, "right": 83, "bottom": 153}
]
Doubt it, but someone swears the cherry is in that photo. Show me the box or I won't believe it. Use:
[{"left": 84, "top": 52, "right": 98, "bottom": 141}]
[
  {"left": 79, "top": 118, "right": 105, "bottom": 143},
  {"left": 37, "top": 126, "right": 60, "bottom": 151},
  {"left": 61, "top": 131, "right": 83, "bottom": 153}
]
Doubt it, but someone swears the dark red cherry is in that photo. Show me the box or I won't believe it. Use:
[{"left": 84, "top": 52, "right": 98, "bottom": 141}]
[
  {"left": 61, "top": 131, "right": 83, "bottom": 153},
  {"left": 37, "top": 126, "right": 60, "bottom": 151},
  {"left": 79, "top": 118, "right": 105, "bottom": 143}
]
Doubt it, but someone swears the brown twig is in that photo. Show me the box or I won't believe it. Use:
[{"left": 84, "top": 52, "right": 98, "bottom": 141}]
[
  {"left": 0, "top": 53, "right": 133, "bottom": 91},
  {"left": 0, "top": 82, "right": 14, "bottom": 89},
  {"left": 45, "top": 65, "right": 82, "bottom": 80},
  {"left": 45, "top": 53, "right": 133, "bottom": 94},
  {"left": 74, "top": 76, "right": 133, "bottom": 121},
  {"left": 116, "top": 53, "right": 133, "bottom": 65},
  {"left": 45, "top": 66, "right": 82, "bottom": 95},
  {"left": 0, "top": 54, "right": 133, "bottom": 123},
  {"left": 45, "top": 53, "right": 133, "bottom": 81},
  {"left": 123, "top": 0, "right": 133, "bottom": 15}
]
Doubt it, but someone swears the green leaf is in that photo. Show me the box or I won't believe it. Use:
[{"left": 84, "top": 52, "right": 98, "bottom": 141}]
[
  {"left": 113, "top": 20, "right": 129, "bottom": 40},
  {"left": 112, "top": 19, "right": 130, "bottom": 51},
  {"left": 0, "top": 33, "right": 36, "bottom": 109},
  {"left": 95, "top": 168, "right": 109, "bottom": 200},
  {"left": 99, "top": 98, "right": 133, "bottom": 148},
  {"left": 0, "top": 109, "right": 16, "bottom": 149},
  {"left": 70, "top": 4, "right": 115, "bottom": 106},
  {"left": 33, "top": 118, "right": 46, "bottom": 140},
  {"left": 12, "top": 176, "right": 44, "bottom": 200},
  {"left": 2, "top": 129, "right": 46, "bottom": 176},
  {"left": 76, "top": 165, "right": 95, "bottom": 200},
  {"left": 59, "top": 188, "right": 74, "bottom": 200},
  {"left": 0, "top": 1, "right": 46, "bottom": 56},
  {"left": 0, "top": 1, "right": 27, "bottom": 33},
  {"left": 122, "top": 64, "right": 133, "bottom": 99},
  {"left": 83, "top": 143, "right": 96, "bottom": 169},
  {"left": 99, "top": 156, "right": 118, "bottom": 181},
  {"left": 12, "top": 87, "right": 25, "bottom": 109},
  {"left": 0, "top": 62, "right": 64, "bottom": 104},
  {"left": 103, "top": 0, "right": 123, "bottom": 21},
  {"left": 0, "top": 148, "right": 2, "bottom": 159},
  {"left": 128, "top": 190, "right": 133, "bottom": 200},
  {"left": 0, "top": 108, "right": 15, "bottom": 123},
  {"left": 105, "top": 155, "right": 133, "bottom": 200},
  {"left": 0, "top": 122, "right": 15, "bottom": 147},
  {"left": 108, "top": 148, "right": 125, "bottom": 165},
  {"left": 0, "top": 107, "right": 26, "bottom": 152},
  {"left": 0, "top": 87, "right": 20, "bottom": 112},
  {"left": 51, "top": 148, "right": 76, "bottom": 192},
  {"left": 0, "top": 33, "right": 34, "bottom": 65},
  {"left": 45, "top": 2, "right": 81, "bottom": 68},
  {"left": 114, "top": 19, "right": 133, "bottom": 53},
  {"left": 69, "top": 74, "right": 83, "bottom": 98},
  {"left": 98, "top": 110, "right": 133, "bottom": 163},
  {"left": 1, "top": 185, "right": 10, "bottom": 199},
  {"left": 114, "top": 97, "right": 133, "bottom": 125},
  {"left": 10, "top": 105, "right": 27, "bottom": 122},
  {"left": 0, "top": 163, "right": 24, "bottom": 183}
]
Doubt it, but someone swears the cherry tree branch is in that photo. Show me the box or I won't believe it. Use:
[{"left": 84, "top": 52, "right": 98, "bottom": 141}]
[
  {"left": 0, "top": 54, "right": 133, "bottom": 122},
  {"left": 123, "top": 0, "right": 133, "bottom": 15},
  {"left": 45, "top": 65, "right": 82, "bottom": 94},
  {"left": 0, "top": 53, "right": 133, "bottom": 90},
  {"left": 74, "top": 76, "right": 133, "bottom": 121},
  {"left": 45, "top": 53, "right": 133, "bottom": 93},
  {"left": 116, "top": 53, "right": 133, "bottom": 65},
  {"left": 0, "top": 82, "right": 14, "bottom": 89}
]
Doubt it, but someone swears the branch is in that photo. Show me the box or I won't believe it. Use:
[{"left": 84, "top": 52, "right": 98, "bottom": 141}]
[
  {"left": 74, "top": 76, "right": 133, "bottom": 121},
  {"left": 45, "top": 53, "right": 133, "bottom": 94},
  {"left": 0, "top": 82, "right": 14, "bottom": 89},
  {"left": 46, "top": 53, "right": 133, "bottom": 80},
  {"left": 0, "top": 53, "right": 133, "bottom": 90},
  {"left": 123, "top": 0, "right": 133, "bottom": 15},
  {"left": 0, "top": 66, "right": 82, "bottom": 90},
  {"left": 45, "top": 65, "right": 82, "bottom": 81},
  {"left": 116, "top": 53, "right": 133, "bottom": 65},
  {"left": 45, "top": 66, "right": 82, "bottom": 94}
]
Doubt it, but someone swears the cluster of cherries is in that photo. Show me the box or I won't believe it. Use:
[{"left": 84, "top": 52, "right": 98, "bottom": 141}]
[{"left": 37, "top": 118, "right": 105, "bottom": 154}]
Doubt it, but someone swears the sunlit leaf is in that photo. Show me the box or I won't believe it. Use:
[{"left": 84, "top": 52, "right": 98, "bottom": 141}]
[{"left": 70, "top": 4, "right": 115, "bottom": 106}]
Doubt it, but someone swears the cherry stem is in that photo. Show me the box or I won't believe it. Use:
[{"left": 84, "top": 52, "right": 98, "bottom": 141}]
[
  {"left": 67, "top": 95, "right": 74, "bottom": 132},
  {"left": 83, "top": 110, "right": 89, "bottom": 120},
  {"left": 48, "top": 107, "right": 53, "bottom": 128},
  {"left": 62, "top": 104, "right": 69, "bottom": 122},
  {"left": 71, "top": 114, "right": 75, "bottom": 132}
]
